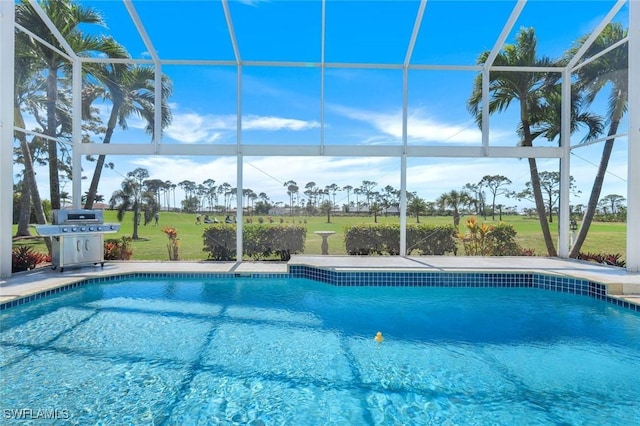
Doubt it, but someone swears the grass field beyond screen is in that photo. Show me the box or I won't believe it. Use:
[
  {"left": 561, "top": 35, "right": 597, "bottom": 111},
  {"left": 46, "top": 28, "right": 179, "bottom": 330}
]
[{"left": 13, "top": 211, "right": 627, "bottom": 261}]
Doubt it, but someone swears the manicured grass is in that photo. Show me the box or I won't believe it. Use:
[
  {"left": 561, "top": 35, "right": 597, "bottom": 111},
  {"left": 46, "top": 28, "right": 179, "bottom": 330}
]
[{"left": 12, "top": 211, "right": 627, "bottom": 261}]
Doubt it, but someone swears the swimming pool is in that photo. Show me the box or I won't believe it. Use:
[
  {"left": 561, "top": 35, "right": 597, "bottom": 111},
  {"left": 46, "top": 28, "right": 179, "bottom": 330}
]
[{"left": 2, "top": 275, "right": 639, "bottom": 424}]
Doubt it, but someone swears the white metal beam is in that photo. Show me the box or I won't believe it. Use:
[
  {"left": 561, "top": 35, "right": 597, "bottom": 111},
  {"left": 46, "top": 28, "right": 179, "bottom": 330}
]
[
  {"left": 570, "top": 132, "right": 629, "bottom": 149},
  {"left": 76, "top": 142, "right": 564, "bottom": 159},
  {"left": 566, "top": 0, "right": 626, "bottom": 69},
  {"left": 571, "top": 36, "right": 628, "bottom": 73},
  {"left": 558, "top": 69, "right": 572, "bottom": 257},
  {"left": 71, "top": 60, "right": 82, "bottom": 208},
  {"left": 221, "top": 0, "right": 243, "bottom": 258},
  {"left": 121, "top": 1, "right": 163, "bottom": 152},
  {"left": 404, "top": 0, "right": 427, "bottom": 66},
  {"left": 627, "top": 0, "right": 639, "bottom": 272},
  {"left": 123, "top": 0, "right": 159, "bottom": 63},
  {"left": 481, "top": 0, "right": 527, "bottom": 156},
  {"left": 484, "top": 0, "right": 527, "bottom": 68},
  {"left": 14, "top": 23, "right": 74, "bottom": 62},
  {"left": 320, "top": 0, "right": 326, "bottom": 154},
  {"left": 27, "top": 0, "right": 78, "bottom": 59},
  {"left": 0, "top": 1, "right": 15, "bottom": 278},
  {"left": 222, "top": 0, "right": 241, "bottom": 64}
]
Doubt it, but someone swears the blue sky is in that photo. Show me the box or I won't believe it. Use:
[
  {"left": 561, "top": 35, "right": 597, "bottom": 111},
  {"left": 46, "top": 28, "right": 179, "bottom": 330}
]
[{"left": 28, "top": 0, "right": 630, "bottom": 211}]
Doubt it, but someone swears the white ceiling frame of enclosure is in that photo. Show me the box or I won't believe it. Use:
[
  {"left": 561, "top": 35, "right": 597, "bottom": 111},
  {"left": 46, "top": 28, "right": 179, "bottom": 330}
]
[{"left": 1, "top": 0, "right": 638, "bottom": 277}]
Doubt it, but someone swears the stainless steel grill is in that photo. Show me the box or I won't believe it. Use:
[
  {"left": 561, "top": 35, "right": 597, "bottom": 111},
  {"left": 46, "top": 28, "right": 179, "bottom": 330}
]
[{"left": 34, "top": 209, "right": 121, "bottom": 272}]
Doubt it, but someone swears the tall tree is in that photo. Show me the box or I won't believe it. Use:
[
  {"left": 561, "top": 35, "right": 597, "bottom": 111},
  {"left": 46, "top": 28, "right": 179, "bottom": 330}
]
[
  {"left": 567, "top": 24, "right": 628, "bottom": 257},
  {"left": 16, "top": 0, "right": 117, "bottom": 210},
  {"left": 109, "top": 168, "right": 152, "bottom": 240},
  {"left": 12, "top": 40, "right": 48, "bottom": 238},
  {"left": 360, "top": 180, "right": 377, "bottom": 208},
  {"left": 84, "top": 65, "right": 172, "bottom": 209},
  {"left": 479, "top": 175, "right": 512, "bottom": 221},
  {"left": 464, "top": 182, "right": 485, "bottom": 218},
  {"left": 599, "top": 194, "right": 625, "bottom": 215},
  {"left": 284, "top": 180, "right": 298, "bottom": 216},
  {"left": 517, "top": 171, "right": 580, "bottom": 223},
  {"left": 468, "top": 28, "right": 557, "bottom": 256},
  {"left": 342, "top": 185, "right": 353, "bottom": 212}
]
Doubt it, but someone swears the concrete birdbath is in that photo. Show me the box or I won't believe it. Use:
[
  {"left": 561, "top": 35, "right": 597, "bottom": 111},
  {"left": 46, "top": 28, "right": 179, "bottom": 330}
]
[{"left": 314, "top": 231, "right": 336, "bottom": 255}]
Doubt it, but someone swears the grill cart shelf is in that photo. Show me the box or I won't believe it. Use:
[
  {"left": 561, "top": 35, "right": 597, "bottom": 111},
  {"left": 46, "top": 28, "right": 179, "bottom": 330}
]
[{"left": 35, "top": 209, "right": 120, "bottom": 272}]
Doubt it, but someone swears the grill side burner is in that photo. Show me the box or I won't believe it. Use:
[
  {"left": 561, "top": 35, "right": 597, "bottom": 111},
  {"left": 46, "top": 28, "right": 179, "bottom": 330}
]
[{"left": 34, "top": 209, "right": 121, "bottom": 272}]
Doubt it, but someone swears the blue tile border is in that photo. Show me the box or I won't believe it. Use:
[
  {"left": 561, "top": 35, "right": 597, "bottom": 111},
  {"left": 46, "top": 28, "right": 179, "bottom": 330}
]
[{"left": 1, "top": 268, "right": 638, "bottom": 313}]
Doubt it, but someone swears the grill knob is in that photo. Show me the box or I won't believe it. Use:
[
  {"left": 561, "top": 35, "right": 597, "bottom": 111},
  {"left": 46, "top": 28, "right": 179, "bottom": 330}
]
[
  {"left": 97, "top": 226, "right": 102, "bottom": 231},
  {"left": 62, "top": 227, "right": 68, "bottom": 233},
  {"left": 80, "top": 227, "right": 86, "bottom": 232},
  {"left": 110, "top": 225, "right": 115, "bottom": 230},
  {"left": 89, "top": 226, "right": 94, "bottom": 231},
  {"left": 72, "top": 227, "right": 77, "bottom": 232}
]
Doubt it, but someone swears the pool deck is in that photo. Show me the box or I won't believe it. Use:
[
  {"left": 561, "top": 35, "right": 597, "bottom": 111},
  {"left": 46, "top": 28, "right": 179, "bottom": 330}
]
[{"left": 1, "top": 256, "right": 639, "bottom": 307}]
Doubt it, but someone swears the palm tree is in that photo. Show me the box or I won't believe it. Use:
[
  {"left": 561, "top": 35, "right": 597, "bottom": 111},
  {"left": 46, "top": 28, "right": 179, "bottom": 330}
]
[
  {"left": 567, "top": 23, "right": 628, "bottom": 258},
  {"left": 468, "top": 27, "right": 557, "bottom": 256},
  {"left": 13, "top": 41, "right": 48, "bottom": 238},
  {"left": 407, "top": 195, "right": 427, "bottom": 223},
  {"left": 84, "top": 65, "right": 172, "bottom": 209},
  {"left": 342, "top": 185, "right": 353, "bottom": 212},
  {"left": 284, "top": 180, "right": 298, "bottom": 216},
  {"left": 217, "top": 182, "right": 231, "bottom": 212},
  {"left": 16, "top": 0, "right": 122, "bottom": 210},
  {"left": 353, "top": 188, "right": 362, "bottom": 212},
  {"left": 438, "top": 190, "right": 471, "bottom": 228},
  {"left": 109, "top": 167, "right": 151, "bottom": 239}
]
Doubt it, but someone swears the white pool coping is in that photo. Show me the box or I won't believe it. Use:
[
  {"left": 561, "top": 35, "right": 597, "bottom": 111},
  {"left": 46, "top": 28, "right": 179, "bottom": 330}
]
[{"left": 1, "top": 256, "right": 639, "bottom": 308}]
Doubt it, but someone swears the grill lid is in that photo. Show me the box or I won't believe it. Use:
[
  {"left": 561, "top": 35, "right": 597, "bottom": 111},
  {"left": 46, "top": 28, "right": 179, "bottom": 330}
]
[{"left": 53, "top": 209, "right": 104, "bottom": 224}]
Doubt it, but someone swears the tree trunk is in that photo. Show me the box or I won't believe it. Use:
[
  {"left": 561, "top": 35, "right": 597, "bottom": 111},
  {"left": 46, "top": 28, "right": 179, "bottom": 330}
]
[
  {"left": 16, "top": 108, "right": 52, "bottom": 252},
  {"left": 46, "top": 67, "right": 60, "bottom": 210},
  {"left": 132, "top": 207, "right": 140, "bottom": 240},
  {"left": 528, "top": 157, "right": 557, "bottom": 256},
  {"left": 491, "top": 196, "right": 496, "bottom": 220},
  {"left": 84, "top": 109, "right": 119, "bottom": 209},
  {"left": 569, "top": 121, "right": 619, "bottom": 258},
  {"left": 520, "top": 100, "right": 557, "bottom": 256},
  {"left": 16, "top": 177, "right": 31, "bottom": 237}
]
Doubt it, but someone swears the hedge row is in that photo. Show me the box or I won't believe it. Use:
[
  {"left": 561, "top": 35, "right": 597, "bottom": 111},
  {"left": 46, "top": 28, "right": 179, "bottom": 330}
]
[
  {"left": 344, "top": 224, "right": 457, "bottom": 255},
  {"left": 203, "top": 224, "right": 306, "bottom": 261}
]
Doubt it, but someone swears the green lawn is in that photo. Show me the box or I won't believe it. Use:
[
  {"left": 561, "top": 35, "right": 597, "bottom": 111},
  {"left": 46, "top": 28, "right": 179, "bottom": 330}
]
[{"left": 12, "top": 211, "right": 627, "bottom": 261}]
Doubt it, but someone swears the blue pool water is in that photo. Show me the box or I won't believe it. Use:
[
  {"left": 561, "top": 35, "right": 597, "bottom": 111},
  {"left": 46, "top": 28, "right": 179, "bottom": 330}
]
[{"left": 1, "top": 276, "right": 640, "bottom": 425}]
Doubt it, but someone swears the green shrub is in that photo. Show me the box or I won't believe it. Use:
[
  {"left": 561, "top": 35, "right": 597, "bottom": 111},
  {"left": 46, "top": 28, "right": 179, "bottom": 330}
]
[
  {"left": 345, "top": 223, "right": 457, "bottom": 256},
  {"left": 408, "top": 224, "right": 458, "bottom": 255},
  {"left": 486, "top": 222, "right": 520, "bottom": 256},
  {"left": 203, "top": 224, "right": 237, "bottom": 261},
  {"left": 344, "top": 224, "right": 385, "bottom": 255},
  {"left": 203, "top": 224, "right": 306, "bottom": 261},
  {"left": 272, "top": 225, "right": 306, "bottom": 261}
]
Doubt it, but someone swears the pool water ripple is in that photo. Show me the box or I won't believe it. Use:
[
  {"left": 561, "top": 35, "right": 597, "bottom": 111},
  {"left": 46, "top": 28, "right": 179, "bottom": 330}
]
[{"left": 1, "top": 277, "right": 639, "bottom": 425}]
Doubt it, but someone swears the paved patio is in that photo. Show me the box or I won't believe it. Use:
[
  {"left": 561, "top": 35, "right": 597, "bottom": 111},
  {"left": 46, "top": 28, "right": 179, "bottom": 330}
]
[{"left": 1, "top": 256, "right": 639, "bottom": 308}]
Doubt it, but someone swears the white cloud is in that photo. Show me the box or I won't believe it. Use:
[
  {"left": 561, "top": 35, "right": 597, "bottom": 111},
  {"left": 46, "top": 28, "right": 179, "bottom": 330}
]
[
  {"left": 165, "top": 113, "right": 231, "bottom": 144},
  {"left": 164, "top": 109, "right": 320, "bottom": 144},
  {"left": 243, "top": 115, "right": 319, "bottom": 131},
  {"left": 329, "top": 104, "right": 483, "bottom": 144}
]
